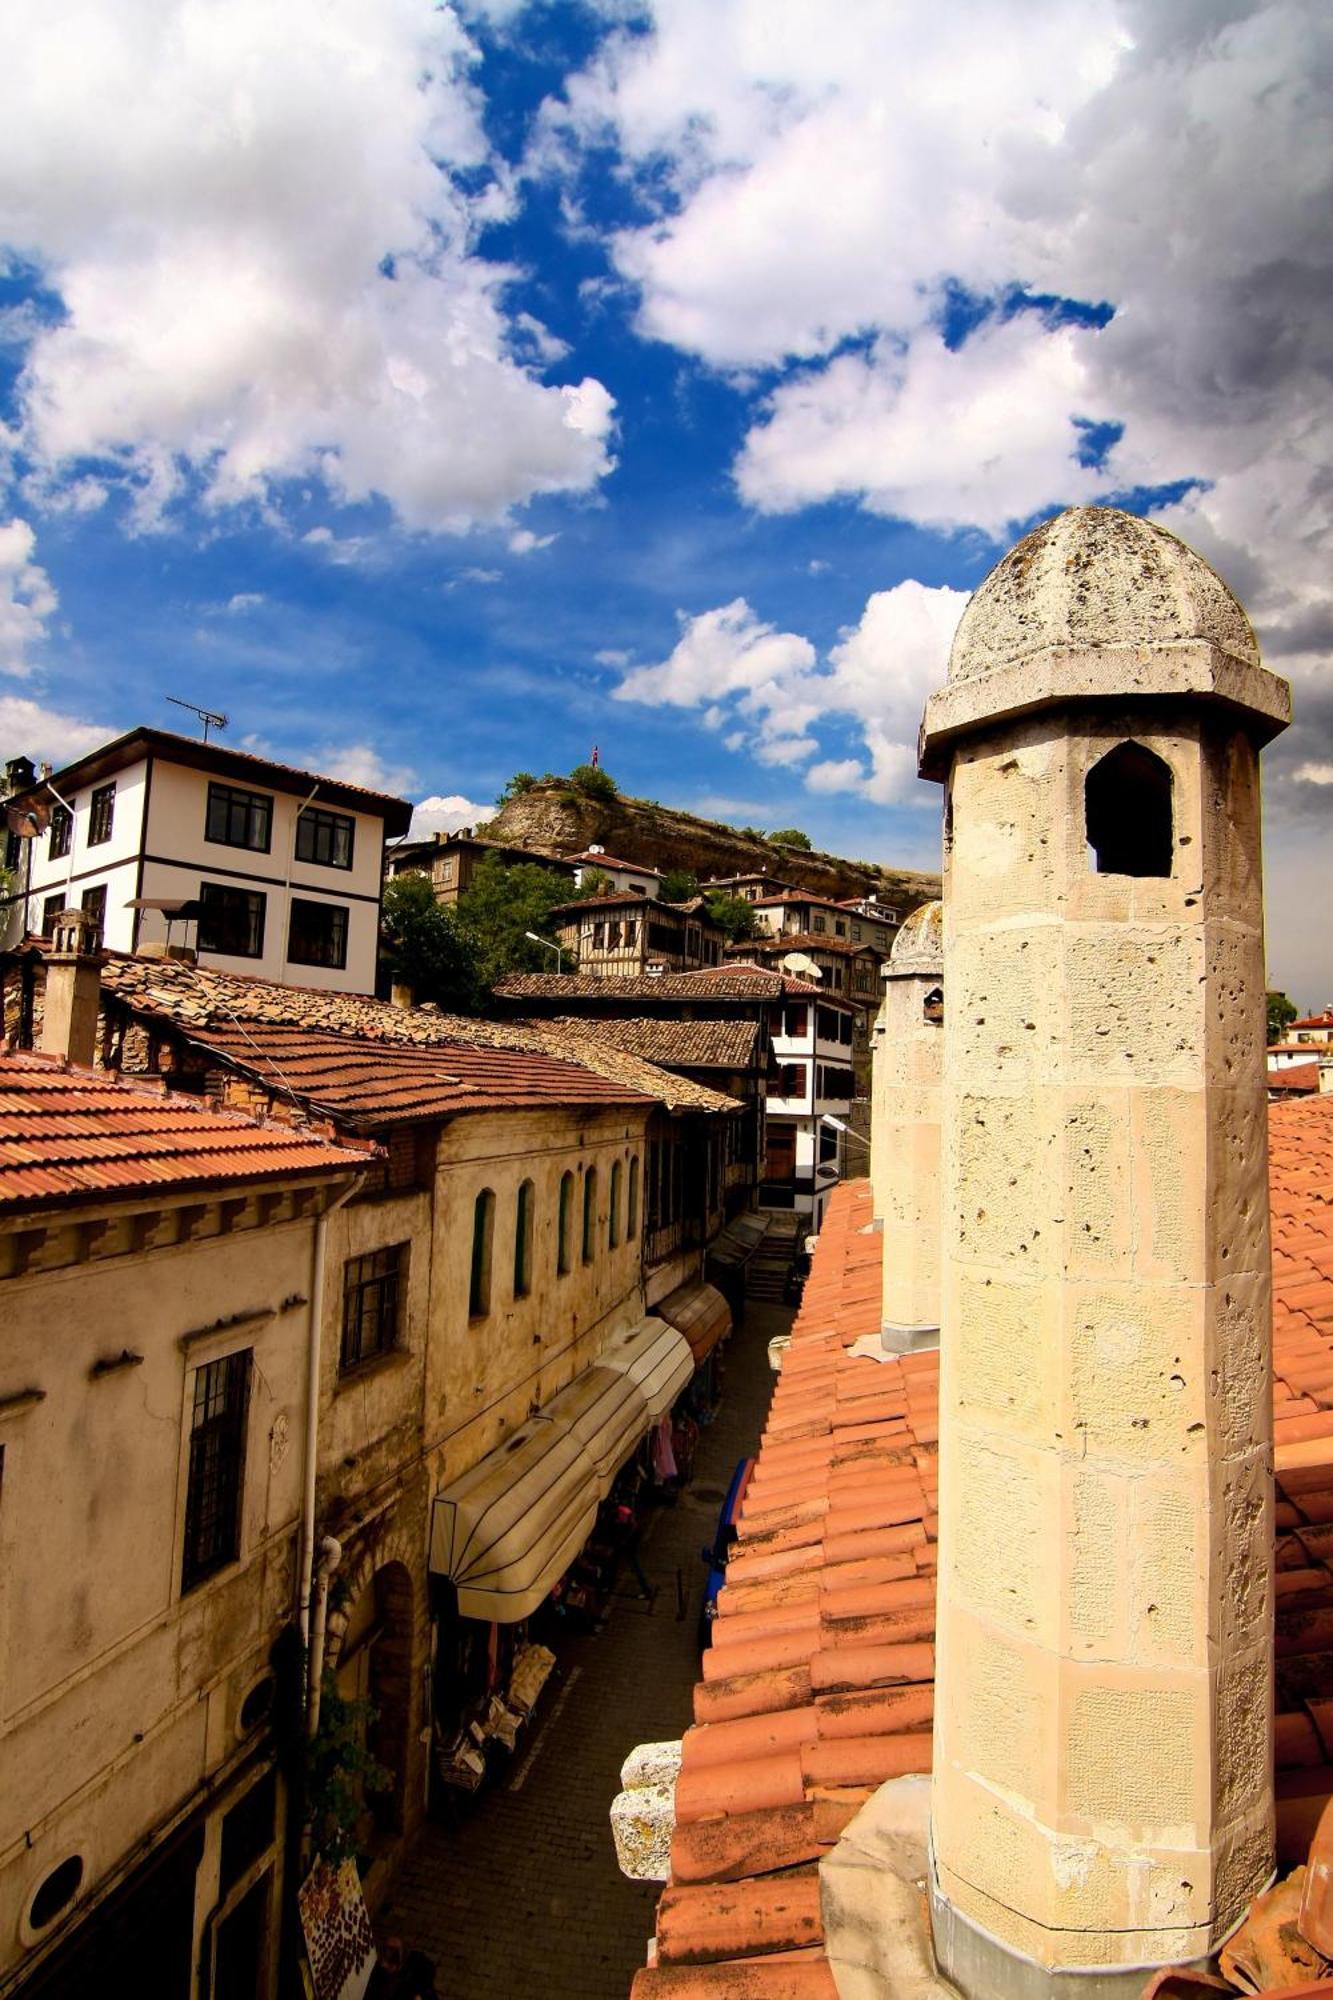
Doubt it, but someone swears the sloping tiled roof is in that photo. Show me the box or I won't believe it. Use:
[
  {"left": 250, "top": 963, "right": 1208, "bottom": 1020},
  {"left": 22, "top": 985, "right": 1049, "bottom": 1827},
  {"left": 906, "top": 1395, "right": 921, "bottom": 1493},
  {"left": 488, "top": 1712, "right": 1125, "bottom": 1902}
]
[
  {"left": 0, "top": 1049, "right": 369, "bottom": 1213},
  {"left": 732, "top": 932, "right": 875, "bottom": 961},
  {"left": 568, "top": 850, "right": 662, "bottom": 874},
  {"left": 494, "top": 971, "right": 827, "bottom": 1004},
  {"left": 537, "top": 1018, "right": 764, "bottom": 1072},
  {"left": 635, "top": 1095, "right": 1333, "bottom": 1982},
  {"left": 1269, "top": 1096, "right": 1333, "bottom": 1855},
  {"left": 632, "top": 1181, "right": 939, "bottom": 1994},
  {"left": 77, "top": 953, "right": 734, "bottom": 1124},
  {"left": 1270, "top": 1065, "right": 1320, "bottom": 1095}
]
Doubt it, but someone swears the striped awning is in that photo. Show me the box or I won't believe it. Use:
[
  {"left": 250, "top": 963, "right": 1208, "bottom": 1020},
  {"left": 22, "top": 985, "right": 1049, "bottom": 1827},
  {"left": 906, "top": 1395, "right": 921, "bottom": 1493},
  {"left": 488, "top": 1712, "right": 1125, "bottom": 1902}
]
[
  {"left": 599, "top": 1315, "right": 694, "bottom": 1419},
  {"left": 657, "top": 1280, "right": 733, "bottom": 1366},
  {"left": 430, "top": 1328, "right": 687, "bottom": 1621}
]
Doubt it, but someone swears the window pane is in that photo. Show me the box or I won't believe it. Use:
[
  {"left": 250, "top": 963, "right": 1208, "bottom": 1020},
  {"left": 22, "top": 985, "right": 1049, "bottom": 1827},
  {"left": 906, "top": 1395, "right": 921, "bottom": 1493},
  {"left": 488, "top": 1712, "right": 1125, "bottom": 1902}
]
[
  {"left": 206, "top": 782, "right": 273, "bottom": 853},
  {"left": 182, "top": 1350, "right": 251, "bottom": 1590},
  {"left": 340, "top": 1244, "right": 405, "bottom": 1370},
  {"left": 49, "top": 805, "right": 72, "bottom": 859},
  {"left": 80, "top": 884, "right": 106, "bottom": 946},
  {"left": 470, "top": 1190, "right": 494, "bottom": 1316},
  {"left": 199, "top": 883, "right": 266, "bottom": 959},
  {"left": 296, "top": 806, "right": 355, "bottom": 870},
  {"left": 287, "top": 898, "right": 348, "bottom": 970},
  {"left": 88, "top": 783, "right": 116, "bottom": 846}
]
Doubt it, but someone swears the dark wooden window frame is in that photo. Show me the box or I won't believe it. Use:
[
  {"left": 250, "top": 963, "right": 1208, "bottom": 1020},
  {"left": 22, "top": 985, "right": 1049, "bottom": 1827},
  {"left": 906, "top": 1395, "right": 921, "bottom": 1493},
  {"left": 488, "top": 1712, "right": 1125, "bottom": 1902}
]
[
  {"left": 87, "top": 782, "right": 116, "bottom": 847},
  {"left": 206, "top": 781, "right": 274, "bottom": 855},
  {"left": 199, "top": 881, "right": 266, "bottom": 959},
  {"left": 341, "top": 1245, "right": 406, "bottom": 1371},
  {"left": 295, "top": 805, "right": 355, "bottom": 871},
  {"left": 182, "top": 1349, "right": 251, "bottom": 1592},
  {"left": 287, "top": 897, "right": 349, "bottom": 971}
]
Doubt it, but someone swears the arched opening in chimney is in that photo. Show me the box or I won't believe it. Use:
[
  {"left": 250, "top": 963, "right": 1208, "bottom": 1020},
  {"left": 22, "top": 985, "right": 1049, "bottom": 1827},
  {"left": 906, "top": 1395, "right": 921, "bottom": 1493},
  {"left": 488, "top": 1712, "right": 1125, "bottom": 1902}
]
[{"left": 1085, "top": 742, "right": 1174, "bottom": 878}]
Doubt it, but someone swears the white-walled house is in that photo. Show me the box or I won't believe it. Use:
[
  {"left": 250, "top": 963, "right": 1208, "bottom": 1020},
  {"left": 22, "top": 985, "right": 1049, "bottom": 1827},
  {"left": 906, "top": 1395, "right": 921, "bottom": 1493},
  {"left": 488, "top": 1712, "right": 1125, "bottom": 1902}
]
[
  {"left": 2, "top": 730, "right": 412, "bottom": 994},
  {"left": 759, "top": 986, "right": 855, "bottom": 1229},
  {"left": 568, "top": 847, "right": 664, "bottom": 898}
]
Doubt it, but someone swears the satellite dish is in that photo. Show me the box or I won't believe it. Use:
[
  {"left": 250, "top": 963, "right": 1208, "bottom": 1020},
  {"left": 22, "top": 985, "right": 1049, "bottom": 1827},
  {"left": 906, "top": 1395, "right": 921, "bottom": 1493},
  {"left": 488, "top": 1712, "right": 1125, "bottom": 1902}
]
[{"left": 5, "top": 799, "right": 50, "bottom": 838}]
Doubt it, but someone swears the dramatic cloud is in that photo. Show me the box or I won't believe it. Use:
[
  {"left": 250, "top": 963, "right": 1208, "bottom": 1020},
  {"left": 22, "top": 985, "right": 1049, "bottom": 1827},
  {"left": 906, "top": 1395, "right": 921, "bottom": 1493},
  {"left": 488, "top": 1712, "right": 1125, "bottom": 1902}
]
[
  {"left": 553, "top": 0, "right": 1333, "bottom": 723},
  {"left": 0, "top": 518, "right": 57, "bottom": 676},
  {"left": 311, "top": 742, "right": 416, "bottom": 799},
  {"left": 614, "top": 581, "right": 967, "bottom": 803},
  {"left": 1, "top": 1, "right": 614, "bottom": 534}
]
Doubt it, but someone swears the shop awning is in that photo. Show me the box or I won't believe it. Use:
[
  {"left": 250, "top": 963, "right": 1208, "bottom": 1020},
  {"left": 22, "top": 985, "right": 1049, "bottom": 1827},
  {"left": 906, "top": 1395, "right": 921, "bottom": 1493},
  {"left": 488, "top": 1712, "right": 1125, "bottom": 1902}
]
[
  {"left": 708, "top": 1212, "right": 768, "bottom": 1270},
  {"left": 657, "top": 1280, "right": 733, "bottom": 1367},
  {"left": 600, "top": 1315, "right": 694, "bottom": 1419},
  {"left": 430, "top": 1414, "right": 598, "bottom": 1624},
  {"left": 545, "top": 1365, "right": 648, "bottom": 1495}
]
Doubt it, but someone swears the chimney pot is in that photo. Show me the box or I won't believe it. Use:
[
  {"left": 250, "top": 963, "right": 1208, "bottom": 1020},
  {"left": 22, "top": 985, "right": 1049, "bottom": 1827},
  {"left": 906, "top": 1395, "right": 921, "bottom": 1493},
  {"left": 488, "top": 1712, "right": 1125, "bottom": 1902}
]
[{"left": 41, "top": 910, "right": 101, "bottom": 1068}]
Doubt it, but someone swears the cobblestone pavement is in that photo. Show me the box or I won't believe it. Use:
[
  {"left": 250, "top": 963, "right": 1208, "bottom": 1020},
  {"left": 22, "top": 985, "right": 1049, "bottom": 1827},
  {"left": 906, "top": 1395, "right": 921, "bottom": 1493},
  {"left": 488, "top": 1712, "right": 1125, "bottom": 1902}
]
[{"left": 379, "top": 1299, "right": 792, "bottom": 2000}]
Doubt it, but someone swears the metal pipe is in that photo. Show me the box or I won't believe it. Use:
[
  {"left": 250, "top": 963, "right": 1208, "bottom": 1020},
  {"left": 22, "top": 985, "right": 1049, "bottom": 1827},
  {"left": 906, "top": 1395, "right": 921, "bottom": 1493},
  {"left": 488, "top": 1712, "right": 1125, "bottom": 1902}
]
[
  {"left": 298, "top": 1181, "right": 358, "bottom": 1653},
  {"left": 305, "top": 1535, "right": 343, "bottom": 1740}
]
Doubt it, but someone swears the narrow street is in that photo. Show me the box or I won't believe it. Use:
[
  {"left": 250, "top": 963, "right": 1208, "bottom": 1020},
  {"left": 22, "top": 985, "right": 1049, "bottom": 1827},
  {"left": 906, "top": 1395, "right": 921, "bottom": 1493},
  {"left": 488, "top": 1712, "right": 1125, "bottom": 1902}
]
[{"left": 378, "top": 1298, "right": 791, "bottom": 1999}]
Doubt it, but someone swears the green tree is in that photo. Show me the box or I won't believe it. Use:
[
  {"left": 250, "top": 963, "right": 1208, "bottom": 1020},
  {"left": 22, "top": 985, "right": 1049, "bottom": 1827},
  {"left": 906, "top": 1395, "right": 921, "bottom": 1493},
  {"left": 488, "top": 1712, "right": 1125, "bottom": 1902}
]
[
  {"left": 305, "top": 1673, "right": 392, "bottom": 1865},
  {"left": 769, "top": 827, "right": 812, "bottom": 850},
  {"left": 497, "top": 770, "right": 537, "bottom": 806},
  {"left": 568, "top": 761, "right": 618, "bottom": 800},
  {"left": 457, "top": 854, "right": 576, "bottom": 986},
  {"left": 658, "top": 867, "right": 700, "bottom": 903},
  {"left": 380, "top": 874, "right": 481, "bottom": 1013},
  {"left": 1268, "top": 989, "right": 1299, "bottom": 1045},
  {"left": 569, "top": 865, "right": 613, "bottom": 902},
  {"left": 705, "top": 891, "right": 759, "bottom": 943}
]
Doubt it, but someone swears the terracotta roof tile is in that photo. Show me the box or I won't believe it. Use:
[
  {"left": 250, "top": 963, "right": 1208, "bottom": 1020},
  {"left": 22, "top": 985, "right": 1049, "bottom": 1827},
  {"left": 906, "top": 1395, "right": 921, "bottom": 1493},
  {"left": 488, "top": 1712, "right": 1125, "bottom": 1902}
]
[
  {"left": 536, "top": 1017, "right": 764, "bottom": 1072},
  {"left": 1270, "top": 1064, "right": 1321, "bottom": 1094},
  {"left": 494, "top": 970, "right": 831, "bottom": 1004},
  {"left": 0, "top": 1049, "right": 368, "bottom": 1211}
]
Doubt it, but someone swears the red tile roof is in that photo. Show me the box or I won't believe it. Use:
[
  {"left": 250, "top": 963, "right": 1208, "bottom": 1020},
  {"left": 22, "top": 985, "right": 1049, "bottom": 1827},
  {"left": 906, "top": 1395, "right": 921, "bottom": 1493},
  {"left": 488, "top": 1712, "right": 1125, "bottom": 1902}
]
[
  {"left": 537, "top": 1018, "right": 764, "bottom": 1072},
  {"left": 730, "top": 932, "right": 874, "bottom": 961},
  {"left": 636, "top": 1093, "right": 1333, "bottom": 1982},
  {"left": 568, "top": 850, "right": 663, "bottom": 874},
  {"left": 1270, "top": 1065, "right": 1321, "bottom": 1095},
  {"left": 632, "top": 1180, "right": 938, "bottom": 1994},
  {"left": 0, "top": 1049, "right": 370, "bottom": 1212},
  {"left": 495, "top": 970, "right": 832, "bottom": 1004}
]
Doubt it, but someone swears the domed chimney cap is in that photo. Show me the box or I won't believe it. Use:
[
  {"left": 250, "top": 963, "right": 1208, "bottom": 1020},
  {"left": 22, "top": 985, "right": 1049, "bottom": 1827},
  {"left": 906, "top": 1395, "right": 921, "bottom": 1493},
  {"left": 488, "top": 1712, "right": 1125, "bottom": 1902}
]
[
  {"left": 919, "top": 506, "right": 1289, "bottom": 779},
  {"left": 886, "top": 899, "right": 942, "bottom": 978}
]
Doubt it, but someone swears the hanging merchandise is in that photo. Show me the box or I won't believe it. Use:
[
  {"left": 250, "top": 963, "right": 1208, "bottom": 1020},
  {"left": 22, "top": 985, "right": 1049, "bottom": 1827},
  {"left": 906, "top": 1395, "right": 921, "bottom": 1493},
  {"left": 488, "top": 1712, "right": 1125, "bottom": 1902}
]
[{"left": 650, "top": 1414, "right": 678, "bottom": 1485}]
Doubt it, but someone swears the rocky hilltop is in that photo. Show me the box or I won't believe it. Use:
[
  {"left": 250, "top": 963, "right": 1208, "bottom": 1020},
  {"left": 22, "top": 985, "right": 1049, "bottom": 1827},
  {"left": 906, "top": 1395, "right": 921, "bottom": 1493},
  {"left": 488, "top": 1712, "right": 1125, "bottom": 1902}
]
[{"left": 478, "top": 781, "right": 940, "bottom": 914}]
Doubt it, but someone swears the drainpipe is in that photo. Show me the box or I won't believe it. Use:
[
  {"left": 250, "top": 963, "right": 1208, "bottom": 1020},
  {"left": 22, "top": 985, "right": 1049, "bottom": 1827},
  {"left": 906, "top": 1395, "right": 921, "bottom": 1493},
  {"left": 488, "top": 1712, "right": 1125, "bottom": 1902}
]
[
  {"left": 298, "top": 1179, "right": 359, "bottom": 1659},
  {"left": 305, "top": 1536, "right": 343, "bottom": 1740}
]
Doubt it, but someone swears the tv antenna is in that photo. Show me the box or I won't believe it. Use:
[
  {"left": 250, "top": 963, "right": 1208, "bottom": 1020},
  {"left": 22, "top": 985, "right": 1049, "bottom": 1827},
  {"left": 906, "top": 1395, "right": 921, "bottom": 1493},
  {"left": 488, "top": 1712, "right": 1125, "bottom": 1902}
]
[{"left": 167, "top": 695, "right": 228, "bottom": 742}]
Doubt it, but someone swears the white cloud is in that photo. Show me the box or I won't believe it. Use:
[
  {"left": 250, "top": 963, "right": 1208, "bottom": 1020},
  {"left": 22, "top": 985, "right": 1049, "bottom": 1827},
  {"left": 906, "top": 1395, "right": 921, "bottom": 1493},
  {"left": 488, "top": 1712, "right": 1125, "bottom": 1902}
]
[
  {"left": 312, "top": 742, "right": 416, "bottom": 797},
  {"left": 595, "top": 647, "right": 631, "bottom": 667},
  {"left": 225, "top": 592, "right": 265, "bottom": 614},
  {"left": 408, "top": 792, "right": 490, "bottom": 839},
  {"left": 458, "top": 566, "right": 502, "bottom": 586},
  {"left": 0, "top": 693, "right": 113, "bottom": 766},
  {"left": 551, "top": 0, "right": 1333, "bottom": 694},
  {"left": 613, "top": 579, "right": 966, "bottom": 803},
  {"left": 508, "top": 528, "right": 558, "bottom": 554},
  {"left": 1293, "top": 763, "right": 1333, "bottom": 787},
  {"left": 0, "top": 519, "right": 57, "bottom": 676},
  {"left": 3, "top": 0, "right": 615, "bottom": 534}
]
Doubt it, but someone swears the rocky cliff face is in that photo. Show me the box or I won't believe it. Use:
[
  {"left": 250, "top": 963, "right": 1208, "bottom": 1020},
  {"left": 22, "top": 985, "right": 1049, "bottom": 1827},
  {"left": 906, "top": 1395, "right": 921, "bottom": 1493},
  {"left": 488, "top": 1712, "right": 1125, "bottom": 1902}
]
[{"left": 479, "top": 783, "right": 940, "bottom": 914}]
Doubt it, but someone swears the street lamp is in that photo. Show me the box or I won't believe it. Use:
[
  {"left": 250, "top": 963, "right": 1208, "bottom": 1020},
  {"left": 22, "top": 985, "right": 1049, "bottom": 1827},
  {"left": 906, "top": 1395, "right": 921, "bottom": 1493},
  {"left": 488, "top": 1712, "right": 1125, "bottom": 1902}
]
[
  {"left": 524, "top": 929, "right": 564, "bottom": 972},
  {"left": 820, "top": 1113, "right": 871, "bottom": 1150}
]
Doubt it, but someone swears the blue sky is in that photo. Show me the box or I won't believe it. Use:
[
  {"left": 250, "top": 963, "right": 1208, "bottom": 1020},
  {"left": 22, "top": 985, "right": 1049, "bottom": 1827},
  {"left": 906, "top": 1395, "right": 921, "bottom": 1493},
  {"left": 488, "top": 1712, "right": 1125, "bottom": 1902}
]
[{"left": 1, "top": 1, "right": 1330, "bottom": 1000}]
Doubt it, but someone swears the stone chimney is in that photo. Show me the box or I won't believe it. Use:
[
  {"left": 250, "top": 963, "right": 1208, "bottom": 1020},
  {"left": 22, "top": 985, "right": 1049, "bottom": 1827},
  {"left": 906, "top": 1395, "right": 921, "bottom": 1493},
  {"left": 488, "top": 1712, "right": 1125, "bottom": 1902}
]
[
  {"left": 919, "top": 507, "right": 1291, "bottom": 1994},
  {"left": 871, "top": 898, "right": 942, "bottom": 1353},
  {"left": 41, "top": 908, "right": 101, "bottom": 1068}
]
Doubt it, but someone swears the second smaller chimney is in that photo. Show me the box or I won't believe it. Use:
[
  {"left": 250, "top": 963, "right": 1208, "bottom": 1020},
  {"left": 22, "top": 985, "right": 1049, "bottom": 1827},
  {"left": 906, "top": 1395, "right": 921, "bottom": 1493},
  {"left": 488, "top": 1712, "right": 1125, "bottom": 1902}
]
[{"left": 41, "top": 909, "right": 101, "bottom": 1068}]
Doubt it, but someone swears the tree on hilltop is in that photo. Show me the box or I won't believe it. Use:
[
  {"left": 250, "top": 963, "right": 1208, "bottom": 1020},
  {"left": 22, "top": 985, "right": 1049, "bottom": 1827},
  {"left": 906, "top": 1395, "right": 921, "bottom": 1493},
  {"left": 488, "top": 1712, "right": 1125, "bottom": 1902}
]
[{"left": 769, "top": 827, "right": 812, "bottom": 850}]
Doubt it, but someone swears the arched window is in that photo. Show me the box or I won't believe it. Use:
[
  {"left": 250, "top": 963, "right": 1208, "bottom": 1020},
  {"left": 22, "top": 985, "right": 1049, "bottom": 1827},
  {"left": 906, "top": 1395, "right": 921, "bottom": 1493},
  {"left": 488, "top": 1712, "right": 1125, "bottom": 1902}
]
[
  {"left": 626, "top": 1156, "right": 640, "bottom": 1240},
  {"left": 924, "top": 985, "right": 944, "bottom": 1024},
  {"left": 1085, "top": 742, "right": 1174, "bottom": 878},
  {"left": 513, "top": 1179, "right": 534, "bottom": 1298},
  {"left": 582, "top": 1167, "right": 598, "bottom": 1265},
  {"left": 557, "top": 1171, "right": 574, "bottom": 1276},
  {"left": 469, "top": 1188, "right": 494, "bottom": 1317},
  {"left": 609, "top": 1160, "right": 622, "bottom": 1248}
]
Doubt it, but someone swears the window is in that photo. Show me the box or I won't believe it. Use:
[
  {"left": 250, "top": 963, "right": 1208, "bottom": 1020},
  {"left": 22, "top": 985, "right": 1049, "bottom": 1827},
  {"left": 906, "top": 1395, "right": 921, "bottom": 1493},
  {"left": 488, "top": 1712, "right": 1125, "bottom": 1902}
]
[
  {"left": 88, "top": 782, "right": 116, "bottom": 846},
  {"left": 557, "top": 1171, "right": 574, "bottom": 1276},
  {"left": 924, "top": 985, "right": 944, "bottom": 1024},
  {"left": 607, "top": 921, "right": 622, "bottom": 948},
  {"left": 341, "top": 1245, "right": 405, "bottom": 1371},
  {"left": 593, "top": 921, "right": 606, "bottom": 948},
  {"left": 819, "top": 1121, "right": 840, "bottom": 1163},
  {"left": 48, "top": 804, "right": 72, "bottom": 860},
  {"left": 514, "top": 1180, "right": 534, "bottom": 1297},
  {"left": 852, "top": 924, "right": 862, "bottom": 942},
  {"left": 582, "top": 1167, "right": 597, "bottom": 1265},
  {"left": 295, "top": 805, "right": 354, "bottom": 870},
  {"left": 199, "top": 882, "right": 266, "bottom": 958},
  {"left": 3, "top": 825, "right": 19, "bottom": 872},
  {"left": 80, "top": 883, "right": 106, "bottom": 947},
  {"left": 812, "top": 914, "right": 825, "bottom": 934},
  {"left": 783, "top": 1002, "right": 808, "bottom": 1039},
  {"left": 627, "top": 1156, "right": 640, "bottom": 1239},
  {"left": 626, "top": 920, "right": 638, "bottom": 948},
  {"left": 29, "top": 1857, "right": 84, "bottom": 1932},
  {"left": 818, "top": 1064, "right": 855, "bottom": 1100},
  {"left": 816, "top": 1005, "right": 840, "bottom": 1042},
  {"left": 835, "top": 921, "right": 846, "bottom": 937},
  {"left": 41, "top": 893, "right": 62, "bottom": 936},
  {"left": 777, "top": 1061, "right": 807, "bottom": 1098},
  {"left": 287, "top": 898, "right": 348, "bottom": 970},
  {"left": 840, "top": 1012, "right": 854, "bottom": 1044},
  {"left": 1086, "top": 741, "right": 1174, "bottom": 878},
  {"left": 609, "top": 1160, "right": 622, "bottom": 1249},
  {"left": 206, "top": 781, "right": 273, "bottom": 853},
  {"left": 470, "top": 1189, "right": 495, "bottom": 1317},
  {"left": 182, "top": 1349, "right": 251, "bottom": 1591}
]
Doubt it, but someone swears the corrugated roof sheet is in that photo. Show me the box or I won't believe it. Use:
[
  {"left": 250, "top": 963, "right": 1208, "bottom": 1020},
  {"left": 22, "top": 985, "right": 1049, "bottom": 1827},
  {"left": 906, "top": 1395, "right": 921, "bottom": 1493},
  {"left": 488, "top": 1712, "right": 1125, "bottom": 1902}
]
[{"left": 0, "top": 1050, "right": 369, "bottom": 1212}]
